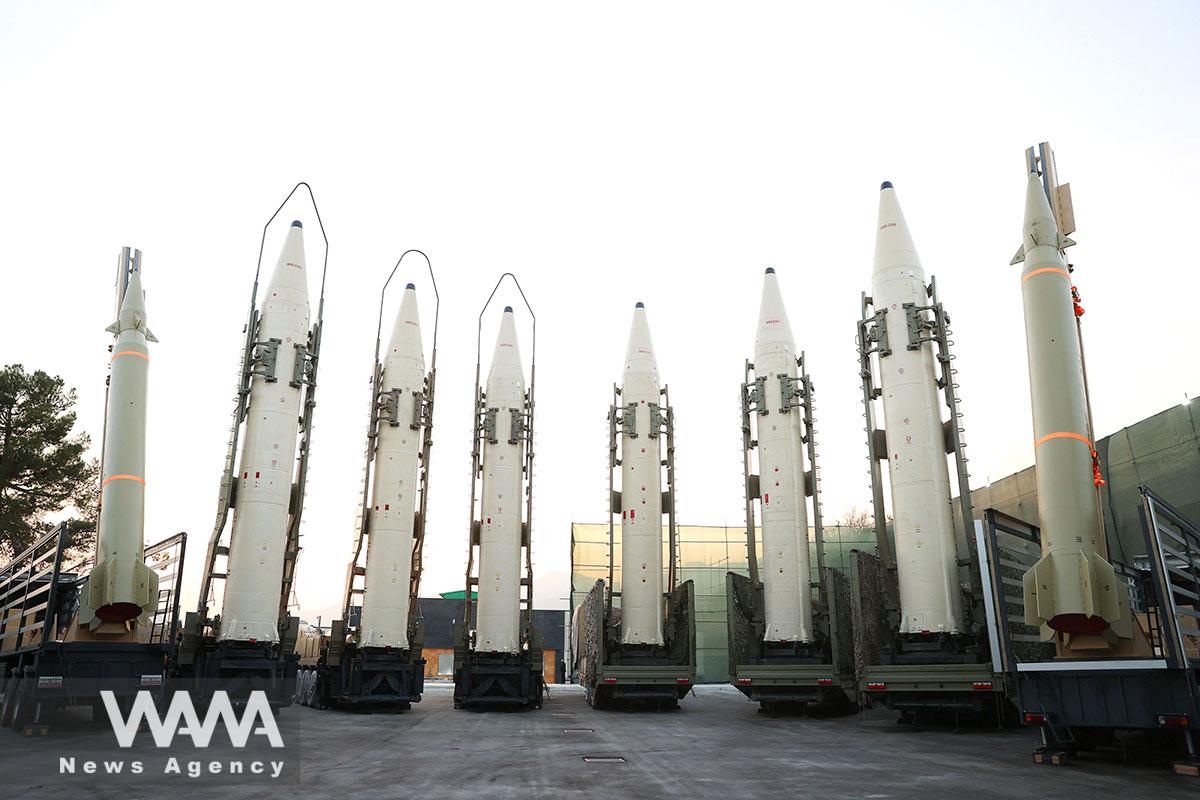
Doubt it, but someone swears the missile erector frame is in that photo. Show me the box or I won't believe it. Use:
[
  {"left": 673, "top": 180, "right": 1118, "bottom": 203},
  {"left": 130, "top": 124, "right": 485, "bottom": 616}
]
[
  {"left": 173, "top": 183, "right": 328, "bottom": 709},
  {"left": 577, "top": 383, "right": 696, "bottom": 710},
  {"left": 728, "top": 354, "right": 855, "bottom": 712},
  {"left": 855, "top": 277, "right": 1006, "bottom": 720},
  {"left": 454, "top": 274, "right": 543, "bottom": 710},
  {"left": 300, "top": 250, "right": 438, "bottom": 712}
]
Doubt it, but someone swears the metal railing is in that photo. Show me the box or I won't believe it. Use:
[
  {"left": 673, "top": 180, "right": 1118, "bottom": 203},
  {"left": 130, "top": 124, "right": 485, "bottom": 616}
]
[{"left": 1138, "top": 486, "right": 1200, "bottom": 669}]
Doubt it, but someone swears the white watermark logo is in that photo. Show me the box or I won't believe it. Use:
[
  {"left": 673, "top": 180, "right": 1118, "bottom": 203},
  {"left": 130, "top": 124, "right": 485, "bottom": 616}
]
[
  {"left": 102, "top": 690, "right": 284, "bottom": 748},
  {"left": 57, "top": 690, "right": 288, "bottom": 780}
]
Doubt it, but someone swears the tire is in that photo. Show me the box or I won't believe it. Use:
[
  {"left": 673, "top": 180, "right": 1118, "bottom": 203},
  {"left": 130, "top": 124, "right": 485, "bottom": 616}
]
[
  {"left": 9, "top": 679, "right": 32, "bottom": 733},
  {"left": 0, "top": 677, "right": 19, "bottom": 729},
  {"left": 302, "top": 670, "right": 318, "bottom": 707}
]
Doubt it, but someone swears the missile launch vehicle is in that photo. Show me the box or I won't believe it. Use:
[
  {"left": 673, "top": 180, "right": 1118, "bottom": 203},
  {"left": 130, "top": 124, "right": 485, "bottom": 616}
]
[
  {"left": 454, "top": 274, "right": 543, "bottom": 710},
  {"left": 174, "top": 184, "right": 328, "bottom": 709},
  {"left": 300, "top": 251, "right": 438, "bottom": 711},
  {"left": 854, "top": 182, "right": 1007, "bottom": 721},
  {"left": 980, "top": 144, "right": 1196, "bottom": 774},
  {"left": 575, "top": 302, "right": 696, "bottom": 711},
  {"left": 727, "top": 269, "right": 855, "bottom": 713},
  {"left": 0, "top": 247, "right": 187, "bottom": 735}
]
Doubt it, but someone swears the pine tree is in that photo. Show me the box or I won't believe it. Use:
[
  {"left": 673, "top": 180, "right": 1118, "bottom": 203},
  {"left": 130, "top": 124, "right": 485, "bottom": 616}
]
[{"left": 0, "top": 364, "right": 98, "bottom": 557}]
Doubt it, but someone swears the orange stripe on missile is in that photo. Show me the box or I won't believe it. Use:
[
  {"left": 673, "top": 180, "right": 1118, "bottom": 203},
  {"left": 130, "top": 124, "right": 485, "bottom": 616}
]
[
  {"left": 1021, "top": 267, "right": 1070, "bottom": 285},
  {"left": 1034, "top": 431, "right": 1092, "bottom": 448},
  {"left": 111, "top": 350, "right": 149, "bottom": 361},
  {"left": 102, "top": 474, "right": 145, "bottom": 487}
]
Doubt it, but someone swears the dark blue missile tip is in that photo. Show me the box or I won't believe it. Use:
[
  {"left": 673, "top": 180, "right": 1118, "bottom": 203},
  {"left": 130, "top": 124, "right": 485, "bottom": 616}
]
[
  {"left": 880, "top": 181, "right": 893, "bottom": 191},
  {"left": 504, "top": 306, "right": 513, "bottom": 313},
  {"left": 290, "top": 219, "right": 303, "bottom": 228},
  {"left": 765, "top": 267, "right": 775, "bottom": 274},
  {"left": 405, "top": 283, "right": 415, "bottom": 290},
  {"left": 635, "top": 301, "right": 645, "bottom": 309}
]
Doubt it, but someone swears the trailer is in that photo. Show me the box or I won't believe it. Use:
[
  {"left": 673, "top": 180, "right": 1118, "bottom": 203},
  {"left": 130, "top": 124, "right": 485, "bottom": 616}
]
[
  {"left": 0, "top": 523, "right": 186, "bottom": 735},
  {"left": 726, "top": 354, "right": 855, "bottom": 712},
  {"left": 983, "top": 487, "right": 1200, "bottom": 775}
]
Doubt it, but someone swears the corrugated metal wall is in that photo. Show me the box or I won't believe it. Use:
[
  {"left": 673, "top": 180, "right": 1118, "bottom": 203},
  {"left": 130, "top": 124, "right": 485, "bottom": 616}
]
[{"left": 961, "top": 401, "right": 1200, "bottom": 563}]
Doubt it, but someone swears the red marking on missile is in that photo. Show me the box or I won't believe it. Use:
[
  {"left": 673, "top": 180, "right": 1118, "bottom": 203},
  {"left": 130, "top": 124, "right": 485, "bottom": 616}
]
[
  {"left": 102, "top": 473, "right": 144, "bottom": 486},
  {"left": 1035, "top": 431, "right": 1091, "bottom": 448},
  {"left": 1021, "top": 266, "right": 1070, "bottom": 285},
  {"left": 110, "top": 350, "right": 149, "bottom": 362}
]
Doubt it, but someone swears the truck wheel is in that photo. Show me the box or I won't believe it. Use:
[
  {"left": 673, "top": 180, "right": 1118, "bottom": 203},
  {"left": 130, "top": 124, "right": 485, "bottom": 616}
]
[
  {"left": 9, "top": 679, "right": 32, "bottom": 733},
  {"left": 0, "top": 678, "right": 19, "bottom": 728}
]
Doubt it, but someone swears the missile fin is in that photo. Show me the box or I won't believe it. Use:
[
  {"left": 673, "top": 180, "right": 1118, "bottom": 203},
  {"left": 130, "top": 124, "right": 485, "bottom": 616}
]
[
  {"left": 144, "top": 327, "right": 158, "bottom": 343},
  {"left": 1010, "top": 244, "right": 1026, "bottom": 265},
  {"left": 105, "top": 320, "right": 121, "bottom": 334},
  {"left": 1023, "top": 549, "right": 1121, "bottom": 633},
  {"left": 1058, "top": 235, "right": 1076, "bottom": 250}
]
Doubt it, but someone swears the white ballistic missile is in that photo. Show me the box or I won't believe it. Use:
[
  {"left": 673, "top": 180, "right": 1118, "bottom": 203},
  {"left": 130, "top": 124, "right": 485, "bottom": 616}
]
[
  {"left": 219, "top": 221, "right": 311, "bottom": 643},
  {"left": 620, "top": 302, "right": 664, "bottom": 646},
  {"left": 359, "top": 283, "right": 425, "bottom": 649},
  {"left": 754, "top": 269, "right": 812, "bottom": 643},
  {"left": 474, "top": 307, "right": 526, "bottom": 653},
  {"left": 1016, "top": 172, "right": 1119, "bottom": 635},
  {"left": 872, "top": 182, "right": 963, "bottom": 635},
  {"left": 79, "top": 266, "right": 160, "bottom": 630}
]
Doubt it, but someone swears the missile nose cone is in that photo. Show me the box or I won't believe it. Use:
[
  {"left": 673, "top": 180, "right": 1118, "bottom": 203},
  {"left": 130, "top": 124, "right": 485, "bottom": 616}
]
[
  {"left": 624, "top": 303, "right": 657, "bottom": 374},
  {"left": 880, "top": 180, "right": 893, "bottom": 190},
  {"left": 387, "top": 282, "right": 424, "bottom": 359},
  {"left": 291, "top": 220, "right": 303, "bottom": 228},
  {"left": 488, "top": 307, "right": 524, "bottom": 376},
  {"left": 266, "top": 221, "right": 309, "bottom": 301},
  {"left": 756, "top": 265, "right": 795, "bottom": 346},
  {"left": 873, "top": 182, "right": 921, "bottom": 274},
  {"left": 405, "top": 283, "right": 416, "bottom": 290},
  {"left": 635, "top": 301, "right": 644, "bottom": 309}
]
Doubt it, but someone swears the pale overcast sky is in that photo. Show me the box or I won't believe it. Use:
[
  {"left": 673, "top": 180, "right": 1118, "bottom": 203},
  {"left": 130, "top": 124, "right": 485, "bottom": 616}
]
[{"left": 2, "top": 2, "right": 1196, "bottom": 619}]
